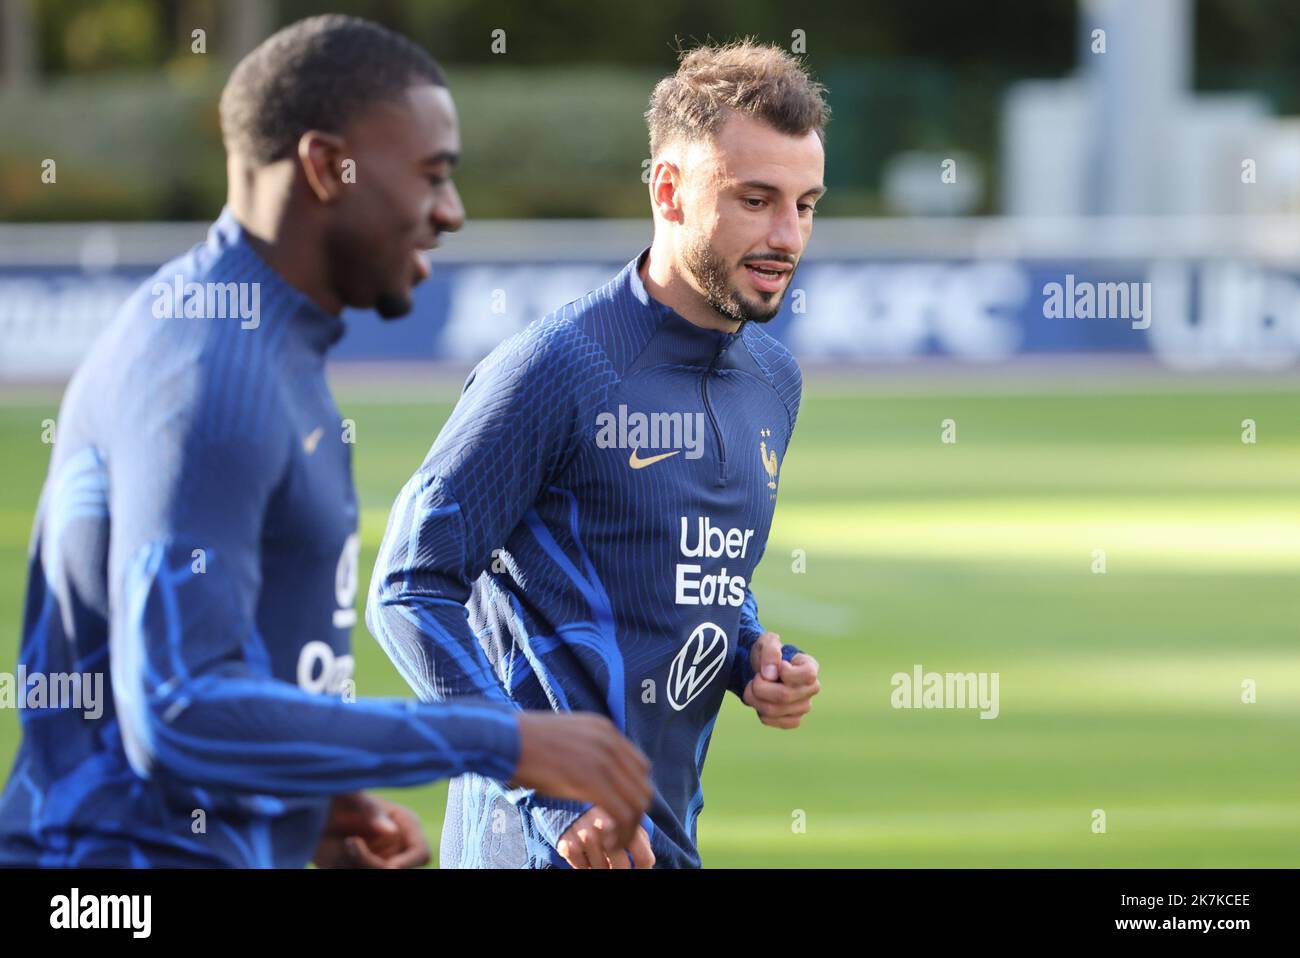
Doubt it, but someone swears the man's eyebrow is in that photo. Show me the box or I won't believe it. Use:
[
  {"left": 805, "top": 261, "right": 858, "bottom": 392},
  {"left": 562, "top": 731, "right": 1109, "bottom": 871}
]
[
  {"left": 420, "top": 150, "right": 460, "bottom": 168},
  {"left": 738, "top": 179, "right": 827, "bottom": 198}
]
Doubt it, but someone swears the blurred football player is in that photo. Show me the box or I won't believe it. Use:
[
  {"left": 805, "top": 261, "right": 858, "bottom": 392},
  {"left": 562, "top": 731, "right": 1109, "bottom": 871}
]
[{"left": 0, "top": 15, "right": 650, "bottom": 869}]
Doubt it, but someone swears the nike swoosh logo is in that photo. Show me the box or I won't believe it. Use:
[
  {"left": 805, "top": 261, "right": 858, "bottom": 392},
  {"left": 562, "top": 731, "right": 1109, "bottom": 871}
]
[
  {"left": 302, "top": 427, "right": 325, "bottom": 454},
  {"left": 628, "top": 448, "right": 680, "bottom": 469}
]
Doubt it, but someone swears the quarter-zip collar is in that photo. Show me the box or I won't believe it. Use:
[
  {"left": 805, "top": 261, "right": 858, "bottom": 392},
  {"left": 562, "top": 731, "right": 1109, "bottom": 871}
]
[
  {"left": 208, "top": 206, "right": 346, "bottom": 356},
  {"left": 624, "top": 247, "right": 741, "bottom": 368}
]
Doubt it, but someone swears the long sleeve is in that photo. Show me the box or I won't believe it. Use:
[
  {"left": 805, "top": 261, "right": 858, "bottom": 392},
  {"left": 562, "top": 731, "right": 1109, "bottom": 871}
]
[
  {"left": 105, "top": 357, "right": 520, "bottom": 796},
  {"left": 366, "top": 319, "right": 607, "bottom": 845},
  {"left": 726, "top": 332, "right": 806, "bottom": 700},
  {"left": 727, "top": 580, "right": 801, "bottom": 698}
]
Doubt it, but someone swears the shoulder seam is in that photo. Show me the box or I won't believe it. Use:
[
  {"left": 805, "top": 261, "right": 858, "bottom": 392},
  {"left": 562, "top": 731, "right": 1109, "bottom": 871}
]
[{"left": 740, "top": 324, "right": 799, "bottom": 435}]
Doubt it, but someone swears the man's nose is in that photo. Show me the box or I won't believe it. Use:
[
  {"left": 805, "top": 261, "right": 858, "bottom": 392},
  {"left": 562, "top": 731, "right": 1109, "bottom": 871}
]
[
  {"left": 432, "top": 181, "right": 466, "bottom": 235},
  {"left": 767, "top": 203, "right": 803, "bottom": 254}
]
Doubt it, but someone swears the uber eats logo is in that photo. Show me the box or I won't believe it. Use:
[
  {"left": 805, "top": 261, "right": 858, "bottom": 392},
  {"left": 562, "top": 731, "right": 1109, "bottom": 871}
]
[{"left": 676, "top": 516, "right": 755, "bottom": 607}]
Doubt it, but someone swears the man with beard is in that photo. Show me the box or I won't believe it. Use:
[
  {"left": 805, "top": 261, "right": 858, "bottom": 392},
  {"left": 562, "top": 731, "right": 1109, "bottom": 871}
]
[{"left": 367, "top": 39, "right": 826, "bottom": 869}]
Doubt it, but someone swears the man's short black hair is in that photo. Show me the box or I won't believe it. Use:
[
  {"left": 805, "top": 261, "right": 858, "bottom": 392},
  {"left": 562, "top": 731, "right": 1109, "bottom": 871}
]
[{"left": 219, "top": 14, "right": 446, "bottom": 164}]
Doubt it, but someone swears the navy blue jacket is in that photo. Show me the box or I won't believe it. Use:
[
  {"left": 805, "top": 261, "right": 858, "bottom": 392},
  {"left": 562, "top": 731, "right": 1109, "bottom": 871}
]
[
  {"left": 368, "top": 250, "right": 803, "bottom": 867},
  {"left": 0, "top": 210, "right": 519, "bottom": 867}
]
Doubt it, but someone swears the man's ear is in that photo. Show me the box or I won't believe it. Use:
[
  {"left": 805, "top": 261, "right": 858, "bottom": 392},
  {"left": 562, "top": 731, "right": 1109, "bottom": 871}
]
[
  {"left": 297, "top": 130, "right": 349, "bottom": 203},
  {"left": 649, "top": 158, "right": 685, "bottom": 225}
]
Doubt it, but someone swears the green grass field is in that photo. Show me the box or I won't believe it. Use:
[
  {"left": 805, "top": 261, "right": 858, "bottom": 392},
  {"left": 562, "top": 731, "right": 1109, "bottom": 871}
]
[{"left": 1, "top": 380, "right": 1297, "bottom": 866}]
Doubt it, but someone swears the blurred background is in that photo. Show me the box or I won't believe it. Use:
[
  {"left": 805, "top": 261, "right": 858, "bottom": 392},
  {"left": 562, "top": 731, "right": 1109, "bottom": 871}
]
[{"left": 0, "top": 0, "right": 1296, "bottom": 867}]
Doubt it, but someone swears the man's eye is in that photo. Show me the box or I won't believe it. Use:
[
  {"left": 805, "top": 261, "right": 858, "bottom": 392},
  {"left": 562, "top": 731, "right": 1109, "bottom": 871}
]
[
  {"left": 799, "top": 204, "right": 816, "bottom": 215},
  {"left": 744, "top": 197, "right": 766, "bottom": 209}
]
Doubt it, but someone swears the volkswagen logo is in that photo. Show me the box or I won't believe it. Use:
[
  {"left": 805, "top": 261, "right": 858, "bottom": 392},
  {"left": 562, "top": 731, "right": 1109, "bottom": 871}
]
[{"left": 668, "top": 622, "right": 729, "bottom": 711}]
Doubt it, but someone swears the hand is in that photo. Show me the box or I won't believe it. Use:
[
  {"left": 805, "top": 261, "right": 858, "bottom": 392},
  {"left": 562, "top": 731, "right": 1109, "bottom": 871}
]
[
  {"left": 556, "top": 807, "right": 656, "bottom": 869},
  {"left": 741, "top": 632, "right": 821, "bottom": 729},
  {"left": 511, "top": 711, "right": 653, "bottom": 854},
  {"left": 311, "top": 792, "right": 431, "bottom": 869}
]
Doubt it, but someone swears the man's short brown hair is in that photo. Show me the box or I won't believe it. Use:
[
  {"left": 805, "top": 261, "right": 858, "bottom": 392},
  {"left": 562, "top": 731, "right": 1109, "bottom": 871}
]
[{"left": 645, "top": 39, "right": 830, "bottom": 158}]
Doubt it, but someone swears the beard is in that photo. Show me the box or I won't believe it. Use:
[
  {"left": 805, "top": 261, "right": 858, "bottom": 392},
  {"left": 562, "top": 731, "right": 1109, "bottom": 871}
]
[
  {"left": 681, "top": 231, "right": 792, "bottom": 325},
  {"left": 325, "top": 227, "right": 415, "bottom": 321},
  {"left": 374, "top": 290, "right": 414, "bottom": 320}
]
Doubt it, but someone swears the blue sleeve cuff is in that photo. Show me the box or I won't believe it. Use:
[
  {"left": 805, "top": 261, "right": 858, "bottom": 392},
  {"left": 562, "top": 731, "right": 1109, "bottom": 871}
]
[
  {"left": 499, "top": 785, "right": 592, "bottom": 850},
  {"left": 527, "top": 798, "right": 591, "bottom": 849},
  {"left": 730, "top": 642, "right": 801, "bottom": 698}
]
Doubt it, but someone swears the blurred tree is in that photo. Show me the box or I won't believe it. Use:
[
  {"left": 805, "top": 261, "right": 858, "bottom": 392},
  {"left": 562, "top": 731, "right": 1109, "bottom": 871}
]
[
  {"left": 1, "top": 0, "right": 38, "bottom": 87},
  {"left": 36, "top": 0, "right": 161, "bottom": 72},
  {"left": 11, "top": 0, "right": 1300, "bottom": 220},
  {"left": 222, "top": 0, "right": 272, "bottom": 62},
  {"left": 1195, "top": 0, "right": 1300, "bottom": 113}
]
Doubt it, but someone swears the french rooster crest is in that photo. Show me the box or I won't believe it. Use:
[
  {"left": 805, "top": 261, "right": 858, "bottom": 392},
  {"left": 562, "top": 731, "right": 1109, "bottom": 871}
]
[{"left": 759, "top": 428, "right": 780, "bottom": 489}]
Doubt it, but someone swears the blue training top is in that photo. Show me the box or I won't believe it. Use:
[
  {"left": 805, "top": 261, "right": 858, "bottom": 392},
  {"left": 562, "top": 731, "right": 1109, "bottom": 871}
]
[
  {"left": 0, "top": 210, "right": 520, "bottom": 868},
  {"left": 368, "top": 249, "right": 803, "bottom": 868}
]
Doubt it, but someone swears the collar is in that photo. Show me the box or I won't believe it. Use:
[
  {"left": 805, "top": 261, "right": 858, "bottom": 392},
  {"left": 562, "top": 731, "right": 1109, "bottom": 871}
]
[
  {"left": 623, "top": 247, "right": 742, "bottom": 368},
  {"left": 208, "top": 206, "right": 345, "bottom": 355}
]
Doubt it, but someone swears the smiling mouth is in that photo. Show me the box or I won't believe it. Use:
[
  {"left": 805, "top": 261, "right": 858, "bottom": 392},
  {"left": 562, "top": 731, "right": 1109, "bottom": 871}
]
[
  {"left": 411, "top": 249, "right": 432, "bottom": 284},
  {"left": 743, "top": 262, "right": 792, "bottom": 292}
]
